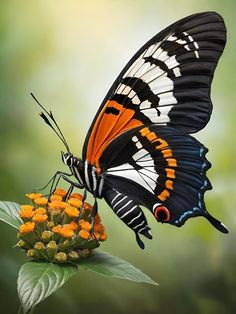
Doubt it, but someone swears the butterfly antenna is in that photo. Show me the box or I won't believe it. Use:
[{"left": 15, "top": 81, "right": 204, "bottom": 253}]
[{"left": 30, "top": 93, "right": 70, "bottom": 153}]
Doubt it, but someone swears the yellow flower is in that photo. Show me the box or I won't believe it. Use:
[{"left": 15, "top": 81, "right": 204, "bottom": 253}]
[
  {"left": 99, "top": 233, "right": 108, "bottom": 241},
  {"left": 20, "top": 205, "right": 34, "bottom": 211},
  {"left": 94, "top": 232, "right": 101, "bottom": 239},
  {"left": 48, "top": 200, "right": 67, "bottom": 209},
  {"left": 64, "top": 206, "right": 79, "bottom": 218},
  {"left": 94, "top": 223, "right": 105, "bottom": 233},
  {"left": 79, "top": 219, "right": 92, "bottom": 232},
  {"left": 50, "top": 195, "right": 62, "bottom": 202},
  {"left": 69, "top": 193, "right": 83, "bottom": 200},
  {"left": 34, "top": 197, "right": 48, "bottom": 206},
  {"left": 69, "top": 221, "right": 78, "bottom": 231},
  {"left": 18, "top": 187, "right": 107, "bottom": 263},
  {"left": 19, "top": 222, "right": 35, "bottom": 234},
  {"left": 52, "top": 225, "right": 62, "bottom": 234},
  {"left": 33, "top": 214, "right": 48, "bottom": 223},
  {"left": 35, "top": 207, "right": 47, "bottom": 215},
  {"left": 84, "top": 202, "right": 93, "bottom": 212},
  {"left": 60, "top": 226, "right": 75, "bottom": 238},
  {"left": 94, "top": 214, "right": 101, "bottom": 224},
  {"left": 26, "top": 193, "right": 43, "bottom": 200},
  {"left": 52, "top": 225, "right": 75, "bottom": 238},
  {"left": 79, "top": 229, "right": 90, "bottom": 240},
  {"left": 19, "top": 206, "right": 34, "bottom": 219},
  {"left": 68, "top": 198, "right": 82, "bottom": 208},
  {"left": 54, "top": 188, "right": 67, "bottom": 197}
]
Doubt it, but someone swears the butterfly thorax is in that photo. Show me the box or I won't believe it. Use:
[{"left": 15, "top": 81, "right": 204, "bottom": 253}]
[{"left": 61, "top": 152, "right": 104, "bottom": 197}]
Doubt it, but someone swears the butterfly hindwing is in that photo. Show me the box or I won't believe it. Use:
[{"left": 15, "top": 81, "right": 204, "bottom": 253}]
[
  {"left": 100, "top": 124, "right": 227, "bottom": 234},
  {"left": 82, "top": 12, "right": 226, "bottom": 167}
]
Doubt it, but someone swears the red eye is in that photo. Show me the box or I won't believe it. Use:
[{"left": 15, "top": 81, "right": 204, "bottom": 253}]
[{"left": 154, "top": 205, "right": 170, "bottom": 222}]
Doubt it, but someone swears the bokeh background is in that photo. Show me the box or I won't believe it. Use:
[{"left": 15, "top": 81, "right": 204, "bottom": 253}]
[{"left": 0, "top": 1, "right": 235, "bottom": 313}]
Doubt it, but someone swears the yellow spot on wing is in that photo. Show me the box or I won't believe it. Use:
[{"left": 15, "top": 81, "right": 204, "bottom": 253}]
[
  {"left": 158, "top": 189, "right": 170, "bottom": 201},
  {"left": 166, "top": 180, "right": 173, "bottom": 190},
  {"left": 140, "top": 127, "right": 150, "bottom": 137},
  {"left": 156, "top": 138, "right": 168, "bottom": 150},
  {"left": 165, "top": 168, "right": 175, "bottom": 179},
  {"left": 167, "top": 158, "right": 177, "bottom": 167},
  {"left": 147, "top": 132, "right": 157, "bottom": 142},
  {"left": 162, "top": 149, "right": 173, "bottom": 158}
]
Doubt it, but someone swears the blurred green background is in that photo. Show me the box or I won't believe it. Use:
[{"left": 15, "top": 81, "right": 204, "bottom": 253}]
[{"left": 0, "top": 0, "right": 235, "bottom": 313}]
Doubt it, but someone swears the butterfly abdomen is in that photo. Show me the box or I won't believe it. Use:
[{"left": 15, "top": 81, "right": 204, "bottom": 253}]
[{"left": 104, "top": 188, "right": 152, "bottom": 241}]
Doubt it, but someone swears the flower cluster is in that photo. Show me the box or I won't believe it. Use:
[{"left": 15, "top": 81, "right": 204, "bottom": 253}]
[{"left": 17, "top": 188, "right": 107, "bottom": 263}]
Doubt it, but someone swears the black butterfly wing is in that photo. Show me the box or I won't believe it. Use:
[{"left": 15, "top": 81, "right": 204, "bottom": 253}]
[
  {"left": 82, "top": 11, "right": 226, "bottom": 166},
  {"left": 99, "top": 125, "right": 228, "bottom": 240}
]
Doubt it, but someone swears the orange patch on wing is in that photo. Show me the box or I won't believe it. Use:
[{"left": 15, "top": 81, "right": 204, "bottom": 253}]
[
  {"left": 158, "top": 189, "right": 170, "bottom": 201},
  {"left": 165, "top": 180, "right": 173, "bottom": 190},
  {"left": 147, "top": 132, "right": 157, "bottom": 142},
  {"left": 156, "top": 138, "right": 168, "bottom": 150},
  {"left": 139, "top": 127, "right": 150, "bottom": 137},
  {"left": 162, "top": 149, "right": 173, "bottom": 158},
  {"left": 167, "top": 158, "right": 177, "bottom": 167},
  {"left": 165, "top": 168, "right": 176, "bottom": 179},
  {"left": 86, "top": 100, "right": 143, "bottom": 166}
]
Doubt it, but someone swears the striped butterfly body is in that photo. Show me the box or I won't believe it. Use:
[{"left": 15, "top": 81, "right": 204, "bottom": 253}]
[{"left": 48, "top": 12, "right": 228, "bottom": 248}]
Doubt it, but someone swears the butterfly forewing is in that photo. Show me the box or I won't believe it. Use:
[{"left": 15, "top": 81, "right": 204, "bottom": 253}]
[{"left": 82, "top": 12, "right": 226, "bottom": 167}]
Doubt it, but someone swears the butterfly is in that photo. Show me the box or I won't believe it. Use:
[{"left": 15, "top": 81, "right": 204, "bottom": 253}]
[{"left": 34, "top": 11, "right": 228, "bottom": 249}]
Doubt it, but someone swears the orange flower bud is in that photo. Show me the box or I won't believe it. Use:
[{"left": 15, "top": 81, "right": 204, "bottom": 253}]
[
  {"left": 79, "top": 229, "right": 90, "bottom": 240},
  {"left": 60, "top": 226, "right": 74, "bottom": 238},
  {"left": 26, "top": 193, "right": 43, "bottom": 200},
  {"left": 99, "top": 233, "right": 108, "bottom": 241},
  {"left": 69, "top": 193, "right": 83, "bottom": 200},
  {"left": 33, "top": 214, "right": 48, "bottom": 223},
  {"left": 79, "top": 219, "right": 92, "bottom": 232},
  {"left": 19, "top": 222, "right": 35, "bottom": 234},
  {"left": 48, "top": 200, "right": 67, "bottom": 209},
  {"left": 69, "top": 221, "right": 78, "bottom": 231},
  {"left": 50, "top": 195, "right": 62, "bottom": 202},
  {"left": 20, "top": 206, "right": 34, "bottom": 219},
  {"left": 35, "top": 207, "right": 46, "bottom": 215},
  {"left": 53, "top": 188, "right": 67, "bottom": 197},
  {"left": 64, "top": 206, "right": 79, "bottom": 218},
  {"left": 34, "top": 197, "right": 48, "bottom": 206},
  {"left": 68, "top": 198, "right": 82, "bottom": 208}
]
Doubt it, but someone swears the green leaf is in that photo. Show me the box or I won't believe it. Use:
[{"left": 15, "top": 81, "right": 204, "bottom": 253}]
[
  {"left": 17, "top": 261, "right": 78, "bottom": 313},
  {"left": 78, "top": 250, "right": 158, "bottom": 286},
  {"left": 0, "top": 200, "right": 22, "bottom": 229}
]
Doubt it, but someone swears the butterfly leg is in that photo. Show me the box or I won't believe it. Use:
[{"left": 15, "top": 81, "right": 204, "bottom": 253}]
[
  {"left": 78, "top": 189, "right": 87, "bottom": 219},
  {"left": 90, "top": 199, "right": 98, "bottom": 233}
]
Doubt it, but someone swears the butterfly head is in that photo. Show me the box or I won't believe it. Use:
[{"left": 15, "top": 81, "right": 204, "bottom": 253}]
[
  {"left": 61, "top": 151, "right": 84, "bottom": 172},
  {"left": 61, "top": 151, "right": 74, "bottom": 167}
]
